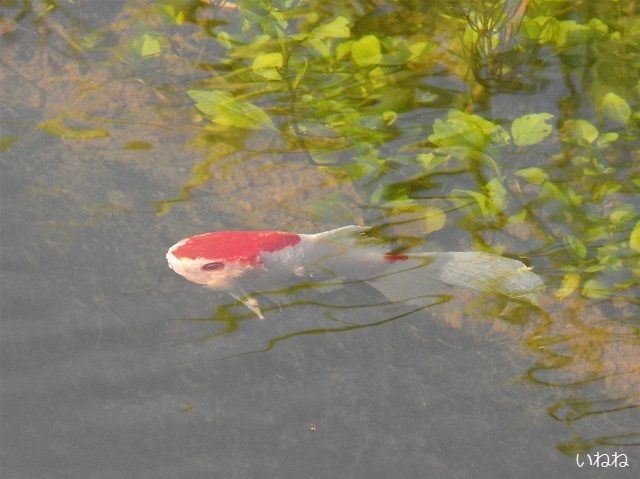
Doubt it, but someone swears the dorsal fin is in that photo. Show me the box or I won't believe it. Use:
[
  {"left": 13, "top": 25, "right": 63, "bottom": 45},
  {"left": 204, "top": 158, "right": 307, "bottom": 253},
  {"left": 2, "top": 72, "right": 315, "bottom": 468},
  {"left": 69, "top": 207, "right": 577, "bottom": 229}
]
[{"left": 309, "top": 225, "right": 371, "bottom": 241}]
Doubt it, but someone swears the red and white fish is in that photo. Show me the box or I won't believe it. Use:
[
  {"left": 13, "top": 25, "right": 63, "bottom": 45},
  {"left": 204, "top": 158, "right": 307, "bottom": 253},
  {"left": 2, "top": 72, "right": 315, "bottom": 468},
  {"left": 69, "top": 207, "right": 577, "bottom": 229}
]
[{"left": 166, "top": 225, "right": 543, "bottom": 318}]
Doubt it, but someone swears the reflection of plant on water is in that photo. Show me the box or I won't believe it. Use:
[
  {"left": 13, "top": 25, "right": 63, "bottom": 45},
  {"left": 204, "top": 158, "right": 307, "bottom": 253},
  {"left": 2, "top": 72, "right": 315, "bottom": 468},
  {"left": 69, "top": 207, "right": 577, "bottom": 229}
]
[
  {"left": 183, "top": 277, "right": 639, "bottom": 455},
  {"left": 525, "top": 296, "right": 640, "bottom": 454}
]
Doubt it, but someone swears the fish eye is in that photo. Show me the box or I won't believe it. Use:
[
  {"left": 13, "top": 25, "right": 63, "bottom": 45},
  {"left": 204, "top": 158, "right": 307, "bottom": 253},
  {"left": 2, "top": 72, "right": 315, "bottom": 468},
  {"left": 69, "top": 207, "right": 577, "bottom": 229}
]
[{"left": 202, "top": 262, "right": 225, "bottom": 271}]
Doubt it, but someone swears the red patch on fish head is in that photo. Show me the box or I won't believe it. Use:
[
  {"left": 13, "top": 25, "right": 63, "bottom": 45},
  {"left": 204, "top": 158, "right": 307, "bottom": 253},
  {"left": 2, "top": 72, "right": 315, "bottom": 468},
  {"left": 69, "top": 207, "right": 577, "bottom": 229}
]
[{"left": 171, "top": 230, "right": 301, "bottom": 265}]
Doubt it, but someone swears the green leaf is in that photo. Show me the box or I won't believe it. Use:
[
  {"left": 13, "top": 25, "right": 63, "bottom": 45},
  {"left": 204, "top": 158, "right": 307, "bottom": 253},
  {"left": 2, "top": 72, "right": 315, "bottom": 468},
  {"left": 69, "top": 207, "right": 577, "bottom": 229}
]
[
  {"left": 159, "top": 5, "right": 184, "bottom": 25},
  {"left": 587, "top": 18, "right": 608, "bottom": 35},
  {"left": 382, "top": 110, "right": 397, "bottom": 125},
  {"left": 522, "top": 16, "right": 560, "bottom": 44},
  {"left": 597, "top": 132, "right": 619, "bottom": 145},
  {"left": 310, "top": 16, "right": 351, "bottom": 39},
  {"left": 251, "top": 52, "right": 283, "bottom": 80},
  {"left": 291, "top": 58, "right": 307, "bottom": 89},
  {"left": 566, "top": 119, "right": 599, "bottom": 144},
  {"left": 430, "top": 117, "right": 483, "bottom": 148},
  {"left": 351, "top": 35, "right": 382, "bottom": 66},
  {"left": 594, "top": 181, "right": 622, "bottom": 201},
  {"left": 563, "top": 234, "right": 587, "bottom": 259},
  {"left": 187, "top": 90, "right": 276, "bottom": 131},
  {"left": 452, "top": 189, "right": 489, "bottom": 217},
  {"left": 609, "top": 207, "right": 635, "bottom": 225},
  {"left": 584, "top": 264, "right": 606, "bottom": 273},
  {"left": 555, "top": 272, "right": 580, "bottom": 299},
  {"left": 216, "top": 31, "right": 233, "bottom": 49},
  {"left": 428, "top": 110, "right": 508, "bottom": 150},
  {"left": 630, "top": 221, "right": 640, "bottom": 253},
  {"left": 515, "top": 167, "right": 548, "bottom": 185},
  {"left": 541, "top": 181, "right": 568, "bottom": 204},
  {"left": 485, "top": 178, "right": 507, "bottom": 214},
  {"left": 558, "top": 20, "right": 590, "bottom": 46},
  {"left": 423, "top": 206, "right": 447, "bottom": 234},
  {"left": 252, "top": 52, "right": 283, "bottom": 69},
  {"left": 335, "top": 41, "right": 353, "bottom": 60},
  {"left": 140, "top": 34, "right": 161, "bottom": 57},
  {"left": 408, "top": 41, "right": 429, "bottom": 61},
  {"left": 508, "top": 209, "right": 527, "bottom": 223},
  {"left": 600, "top": 92, "right": 631, "bottom": 125},
  {"left": 417, "top": 153, "right": 450, "bottom": 171},
  {"left": 510, "top": 113, "right": 554, "bottom": 146},
  {"left": 582, "top": 279, "right": 609, "bottom": 299}
]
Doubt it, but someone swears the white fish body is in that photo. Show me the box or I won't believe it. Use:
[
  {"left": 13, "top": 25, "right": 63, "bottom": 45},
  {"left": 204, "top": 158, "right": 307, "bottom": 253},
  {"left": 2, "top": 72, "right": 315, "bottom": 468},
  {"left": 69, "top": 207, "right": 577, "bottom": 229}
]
[{"left": 167, "top": 225, "right": 544, "bottom": 317}]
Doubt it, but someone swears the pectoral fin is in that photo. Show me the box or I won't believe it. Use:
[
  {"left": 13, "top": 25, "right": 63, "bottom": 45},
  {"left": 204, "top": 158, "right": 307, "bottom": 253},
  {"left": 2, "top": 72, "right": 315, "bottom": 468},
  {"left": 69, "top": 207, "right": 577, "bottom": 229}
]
[{"left": 230, "top": 291, "right": 265, "bottom": 319}]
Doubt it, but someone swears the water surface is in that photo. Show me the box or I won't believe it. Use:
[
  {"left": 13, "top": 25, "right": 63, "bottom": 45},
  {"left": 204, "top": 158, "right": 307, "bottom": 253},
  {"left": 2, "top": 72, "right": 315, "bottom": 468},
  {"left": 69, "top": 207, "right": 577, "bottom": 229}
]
[{"left": 1, "top": 1, "right": 638, "bottom": 477}]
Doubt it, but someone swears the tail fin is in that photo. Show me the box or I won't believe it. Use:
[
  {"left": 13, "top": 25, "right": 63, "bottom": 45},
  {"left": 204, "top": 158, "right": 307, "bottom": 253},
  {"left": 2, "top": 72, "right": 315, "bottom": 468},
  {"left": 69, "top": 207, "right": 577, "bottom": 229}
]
[
  {"left": 415, "top": 252, "right": 543, "bottom": 299},
  {"left": 369, "top": 252, "right": 544, "bottom": 305},
  {"left": 306, "top": 226, "right": 544, "bottom": 303}
]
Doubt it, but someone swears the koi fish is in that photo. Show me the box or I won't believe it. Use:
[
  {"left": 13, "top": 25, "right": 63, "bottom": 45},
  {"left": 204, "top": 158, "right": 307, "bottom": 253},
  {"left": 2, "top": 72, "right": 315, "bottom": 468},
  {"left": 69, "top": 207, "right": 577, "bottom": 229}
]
[{"left": 166, "top": 225, "right": 544, "bottom": 318}]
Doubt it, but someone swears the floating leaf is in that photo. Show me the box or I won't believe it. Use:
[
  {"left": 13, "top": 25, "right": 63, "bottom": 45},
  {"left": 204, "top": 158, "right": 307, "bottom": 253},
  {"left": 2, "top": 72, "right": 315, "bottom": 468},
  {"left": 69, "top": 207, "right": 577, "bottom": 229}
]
[
  {"left": 429, "top": 116, "right": 483, "bottom": 149},
  {"left": 252, "top": 52, "right": 283, "bottom": 69},
  {"left": 351, "top": 35, "right": 382, "bottom": 66},
  {"left": 601, "top": 92, "right": 631, "bottom": 125},
  {"left": 515, "top": 167, "right": 548, "bottom": 185},
  {"left": 582, "top": 278, "right": 609, "bottom": 299},
  {"left": 139, "top": 34, "right": 161, "bottom": 57},
  {"left": 507, "top": 209, "right": 527, "bottom": 224},
  {"left": 485, "top": 177, "right": 507, "bottom": 214},
  {"left": 558, "top": 20, "right": 590, "bottom": 46},
  {"left": 417, "top": 153, "right": 450, "bottom": 171},
  {"left": 555, "top": 272, "right": 580, "bottom": 299},
  {"left": 159, "top": 5, "right": 184, "bottom": 25},
  {"left": 511, "top": 113, "right": 554, "bottom": 146},
  {"left": 587, "top": 17, "right": 608, "bottom": 35},
  {"left": 423, "top": 206, "right": 447, "bottom": 234},
  {"left": 408, "top": 41, "right": 429, "bottom": 61},
  {"left": 382, "top": 110, "right": 397, "bottom": 126},
  {"left": 429, "top": 110, "right": 508, "bottom": 150},
  {"left": 310, "top": 16, "right": 351, "bottom": 39},
  {"left": 564, "top": 234, "right": 587, "bottom": 259},
  {"left": 566, "top": 119, "right": 599, "bottom": 144},
  {"left": 187, "top": 90, "right": 276, "bottom": 131},
  {"left": 630, "top": 221, "right": 640, "bottom": 253},
  {"left": 335, "top": 41, "right": 353, "bottom": 60},
  {"left": 251, "top": 52, "right": 283, "bottom": 80},
  {"left": 452, "top": 189, "right": 489, "bottom": 216},
  {"left": 522, "top": 16, "right": 556, "bottom": 43},
  {"left": 597, "top": 132, "right": 619, "bottom": 145},
  {"left": 609, "top": 207, "right": 635, "bottom": 225}
]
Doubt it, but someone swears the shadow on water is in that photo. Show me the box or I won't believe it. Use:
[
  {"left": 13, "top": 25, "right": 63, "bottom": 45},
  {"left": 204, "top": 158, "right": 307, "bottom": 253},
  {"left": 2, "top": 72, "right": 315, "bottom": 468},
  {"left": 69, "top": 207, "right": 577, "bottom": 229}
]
[{"left": 180, "top": 289, "right": 451, "bottom": 359}]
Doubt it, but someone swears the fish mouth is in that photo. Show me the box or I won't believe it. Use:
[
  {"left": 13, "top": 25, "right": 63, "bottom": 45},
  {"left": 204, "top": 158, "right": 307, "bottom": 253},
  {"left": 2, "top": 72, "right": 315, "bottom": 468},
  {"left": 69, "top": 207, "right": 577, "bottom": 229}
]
[
  {"left": 166, "top": 249, "right": 192, "bottom": 280},
  {"left": 165, "top": 249, "right": 179, "bottom": 271}
]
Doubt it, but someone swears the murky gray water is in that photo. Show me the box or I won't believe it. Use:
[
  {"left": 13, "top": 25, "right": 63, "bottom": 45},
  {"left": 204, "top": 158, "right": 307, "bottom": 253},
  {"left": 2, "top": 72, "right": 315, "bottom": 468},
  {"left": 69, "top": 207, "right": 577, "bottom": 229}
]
[
  {"left": 2, "top": 1, "right": 638, "bottom": 477},
  {"left": 3, "top": 129, "right": 634, "bottom": 478},
  {"left": 0, "top": 210, "right": 589, "bottom": 479}
]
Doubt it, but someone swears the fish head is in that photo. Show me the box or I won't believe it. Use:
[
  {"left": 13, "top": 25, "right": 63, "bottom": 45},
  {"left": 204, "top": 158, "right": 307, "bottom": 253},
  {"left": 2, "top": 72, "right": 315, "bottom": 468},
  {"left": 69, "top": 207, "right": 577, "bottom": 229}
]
[
  {"left": 166, "top": 230, "right": 301, "bottom": 291},
  {"left": 166, "top": 247, "right": 249, "bottom": 290}
]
